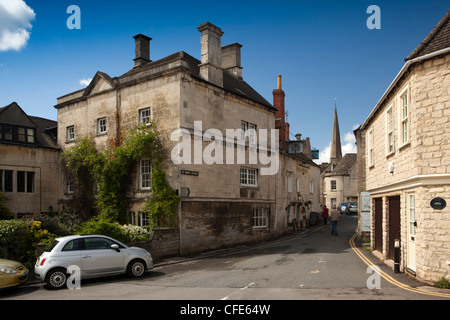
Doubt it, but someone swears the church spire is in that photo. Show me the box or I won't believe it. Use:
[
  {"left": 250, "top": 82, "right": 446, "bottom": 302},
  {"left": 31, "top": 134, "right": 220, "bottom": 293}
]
[{"left": 330, "top": 102, "right": 342, "bottom": 162}]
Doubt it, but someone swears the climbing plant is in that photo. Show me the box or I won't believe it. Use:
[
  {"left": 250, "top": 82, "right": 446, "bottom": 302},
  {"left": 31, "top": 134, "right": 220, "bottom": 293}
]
[
  {"left": 61, "top": 137, "right": 100, "bottom": 221},
  {"left": 62, "top": 123, "right": 179, "bottom": 226}
]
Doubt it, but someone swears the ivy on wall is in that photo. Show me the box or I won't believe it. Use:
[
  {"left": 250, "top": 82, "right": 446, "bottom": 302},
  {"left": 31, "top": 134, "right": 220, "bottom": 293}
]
[{"left": 62, "top": 123, "right": 179, "bottom": 226}]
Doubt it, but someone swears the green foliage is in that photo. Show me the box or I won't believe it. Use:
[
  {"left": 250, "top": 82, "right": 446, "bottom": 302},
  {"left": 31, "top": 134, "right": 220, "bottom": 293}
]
[
  {"left": 75, "top": 217, "right": 130, "bottom": 243},
  {"left": 435, "top": 277, "right": 450, "bottom": 289},
  {"left": 0, "top": 192, "right": 13, "bottom": 220},
  {"left": 62, "top": 123, "right": 179, "bottom": 227},
  {"left": 75, "top": 217, "right": 151, "bottom": 243},
  {"left": 144, "top": 160, "right": 179, "bottom": 229},
  {"left": 96, "top": 124, "right": 161, "bottom": 223},
  {"left": 119, "top": 224, "right": 151, "bottom": 242},
  {"left": 61, "top": 137, "right": 100, "bottom": 220},
  {"left": 0, "top": 219, "right": 55, "bottom": 263}
]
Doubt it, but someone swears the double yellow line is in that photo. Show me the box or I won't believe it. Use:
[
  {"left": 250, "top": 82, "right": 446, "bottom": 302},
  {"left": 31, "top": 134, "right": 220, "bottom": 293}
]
[{"left": 349, "top": 233, "right": 450, "bottom": 299}]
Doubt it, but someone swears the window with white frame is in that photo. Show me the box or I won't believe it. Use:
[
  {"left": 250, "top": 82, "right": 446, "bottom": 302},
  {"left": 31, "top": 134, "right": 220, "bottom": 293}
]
[
  {"left": 67, "top": 177, "right": 74, "bottom": 194},
  {"left": 129, "top": 211, "right": 150, "bottom": 227},
  {"left": 386, "top": 106, "right": 394, "bottom": 154},
  {"left": 240, "top": 121, "right": 248, "bottom": 141},
  {"left": 140, "top": 159, "right": 151, "bottom": 190},
  {"left": 309, "top": 180, "right": 314, "bottom": 194},
  {"left": 240, "top": 167, "right": 257, "bottom": 187},
  {"left": 253, "top": 208, "right": 268, "bottom": 228},
  {"left": 66, "top": 126, "right": 75, "bottom": 142},
  {"left": 331, "top": 180, "right": 337, "bottom": 190},
  {"left": 399, "top": 89, "right": 409, "bottom": 145},
  {"left": 97, "top": 117, "right": 107, "bottom": 135},
  {"left": 249, "top": 123, "right": 257, "bottom": 144},
  {"left": 139, "top": 108, "right": 151, "bottom": 125}
]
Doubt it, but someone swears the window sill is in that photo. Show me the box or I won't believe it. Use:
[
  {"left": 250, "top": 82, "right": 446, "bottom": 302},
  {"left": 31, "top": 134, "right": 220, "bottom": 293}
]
[
  {"left": 252, "top": 226, "right": 268, "bottom": 230},
  {"left": 240, "top": 185, "right": 259, "bottom": 189},
  {"left": 386, "top": 151, "right": 395, "bottom": 159},
  {"left": 399, "top": 142, "right": 411, "bottom": 151}
]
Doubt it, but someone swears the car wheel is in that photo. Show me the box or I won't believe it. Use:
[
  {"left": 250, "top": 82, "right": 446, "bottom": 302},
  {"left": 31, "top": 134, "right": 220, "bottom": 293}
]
[
  {"left": 127, "top": 259, "right": 146, "bottom": 278},
  {"left": 46, "top": 268, "right": 67, "bottom": 290}
]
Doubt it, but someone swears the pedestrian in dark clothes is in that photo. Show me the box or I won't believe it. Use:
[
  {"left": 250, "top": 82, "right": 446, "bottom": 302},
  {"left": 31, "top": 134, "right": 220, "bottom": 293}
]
[{"left": 322, "top": 205, "right": 329, "bottom": 225}]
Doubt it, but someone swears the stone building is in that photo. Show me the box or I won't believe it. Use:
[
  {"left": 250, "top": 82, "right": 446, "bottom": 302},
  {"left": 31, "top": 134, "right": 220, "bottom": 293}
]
[
  {"left": 55, "top": 22, "right": 303, "bottom": 254},
  {"left": 320, "top": 105, "right": 358, "bottom": 209},
  {"left": 0, "top": 102, "right": 60, "bottom": 217},
  {"left": 360, "top": 11, "right": 450, "bottom": 284},
  {"left": 272, "top": 76, "right": 321, "bottom": 229}
]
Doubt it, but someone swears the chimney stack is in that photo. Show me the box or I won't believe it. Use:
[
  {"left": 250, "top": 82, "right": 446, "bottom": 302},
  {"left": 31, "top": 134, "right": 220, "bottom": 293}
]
[
  {"left": 133, "top": 34, "right": 152, "bottom": 68},
  {"left": 198, "top": 22, "right": 224, "bottom": 87},
  {"left": 273, "top": 75, "right": 287, "bottom": 150},
  {"left": 222, "top": 43, "right": 243, "bottom": 80}
]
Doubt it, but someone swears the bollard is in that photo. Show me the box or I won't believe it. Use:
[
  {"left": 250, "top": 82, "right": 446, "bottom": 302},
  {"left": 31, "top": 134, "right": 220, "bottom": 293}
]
[{"left": 394, "top": 239, "right": 400, "bottom": 273}]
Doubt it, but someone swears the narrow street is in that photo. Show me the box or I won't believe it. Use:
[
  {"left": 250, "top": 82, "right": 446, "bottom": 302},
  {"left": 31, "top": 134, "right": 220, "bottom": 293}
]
[{"left": 2, "top": 214, "right": 449, "bottom": 304}]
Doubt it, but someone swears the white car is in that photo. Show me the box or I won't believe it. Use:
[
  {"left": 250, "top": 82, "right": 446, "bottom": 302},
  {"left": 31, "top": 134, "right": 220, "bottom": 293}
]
[{"left": 35, "top": 235, "right": 153, "bottom": 289}]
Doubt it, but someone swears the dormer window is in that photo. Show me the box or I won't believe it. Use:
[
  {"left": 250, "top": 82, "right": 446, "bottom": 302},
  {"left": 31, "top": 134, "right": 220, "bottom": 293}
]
[{"left": 0, "top": 124, "right": 35, "bottom": 144}]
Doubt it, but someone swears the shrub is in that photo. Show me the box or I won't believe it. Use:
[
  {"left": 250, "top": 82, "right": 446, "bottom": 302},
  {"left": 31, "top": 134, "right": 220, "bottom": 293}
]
[
  {"left": 75, "top": 218, "right": 132, "bottom": 243},
  {"left": 119, "top": 224, "right": 151, "bottom": 242},
  {"left": 0, "top": 192, "right": 13, "bottom": 220},
  {"left": 0, "top": 219, "right": 55, "bottom": 263},
  {"left": 435, "top": 277, "right": 450, "bottom": 289}
]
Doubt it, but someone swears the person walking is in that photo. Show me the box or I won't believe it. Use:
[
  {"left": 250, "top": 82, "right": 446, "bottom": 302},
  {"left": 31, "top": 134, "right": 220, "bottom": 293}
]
[
  {"left": 322, "top": 205, "right": 329, "bottom": 225},
  {"left": 330, "top": 205, "right": 340, "bottom": 236}
]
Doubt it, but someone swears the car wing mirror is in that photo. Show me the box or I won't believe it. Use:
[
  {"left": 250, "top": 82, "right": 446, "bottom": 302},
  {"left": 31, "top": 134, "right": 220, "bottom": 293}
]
[{"left": 111, "top": 244, "right": 120, "bottom": 252}]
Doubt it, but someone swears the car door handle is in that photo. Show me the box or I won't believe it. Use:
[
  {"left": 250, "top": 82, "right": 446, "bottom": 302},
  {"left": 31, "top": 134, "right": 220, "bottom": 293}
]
[{"left": 82, "top": 255, "right": 91, "bottom": 259}]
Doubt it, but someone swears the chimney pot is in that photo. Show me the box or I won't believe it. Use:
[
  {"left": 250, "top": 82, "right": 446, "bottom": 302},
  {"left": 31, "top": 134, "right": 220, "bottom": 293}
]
[{"left": 133, "top": 34, "right": 152, "bottom": 67}]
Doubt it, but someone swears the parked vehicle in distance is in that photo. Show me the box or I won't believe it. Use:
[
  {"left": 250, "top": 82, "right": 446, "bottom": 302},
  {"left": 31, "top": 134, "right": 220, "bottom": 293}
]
[
  {"left": 0, "top": 259, "right": 28, "bottom": 289},
  {"left": 34, "top": 235, "right": 153, "bottom": 289},
  {"left": 338, "top": 202, "right": 348, "bottom": 214},
  {"left": 347, "top": 202, "right": 358, "bottom": 215}
]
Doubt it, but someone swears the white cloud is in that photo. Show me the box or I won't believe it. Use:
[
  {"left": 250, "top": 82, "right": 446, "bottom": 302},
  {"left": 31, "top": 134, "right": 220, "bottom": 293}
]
[
  {"left": 315, "top": 128, "right": 358, "bottom": 165},
  {"left": 80, "top": 78, "right": 92, "bottom": 87},
  {"left": 0, "top": 0, "right": 35, "bottom": 51}
]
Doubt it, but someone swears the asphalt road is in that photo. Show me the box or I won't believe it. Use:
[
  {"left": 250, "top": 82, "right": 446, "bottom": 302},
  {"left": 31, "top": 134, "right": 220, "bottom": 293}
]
[{"left": 1, "top": 215, "right": 449, "bottom": 305}]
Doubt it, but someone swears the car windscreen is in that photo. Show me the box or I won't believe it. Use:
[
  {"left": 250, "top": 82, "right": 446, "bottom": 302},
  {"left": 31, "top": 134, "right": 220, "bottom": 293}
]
[{"left": 45, "top": 240, "right": 59, "bottom": 252}]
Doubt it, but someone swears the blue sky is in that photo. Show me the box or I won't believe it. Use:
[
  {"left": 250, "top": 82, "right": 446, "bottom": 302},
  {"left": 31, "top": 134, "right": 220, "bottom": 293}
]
[{"left": 0, "top": 0, "right": 448, "bottom": 163}]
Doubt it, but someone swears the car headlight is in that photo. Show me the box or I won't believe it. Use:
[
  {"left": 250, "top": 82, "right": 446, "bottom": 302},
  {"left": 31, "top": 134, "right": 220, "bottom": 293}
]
[{"left": 0, "top": 266, "right": 18, "bottom": 274}]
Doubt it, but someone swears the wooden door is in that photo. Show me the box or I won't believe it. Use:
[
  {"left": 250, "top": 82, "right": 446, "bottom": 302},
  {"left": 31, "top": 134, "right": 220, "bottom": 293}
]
[
  {"left": 374, "top": 198, "right": 383, "bottom": 252},
  {"left": 388, "top": 196, "right": 401, "bottom": 260}
]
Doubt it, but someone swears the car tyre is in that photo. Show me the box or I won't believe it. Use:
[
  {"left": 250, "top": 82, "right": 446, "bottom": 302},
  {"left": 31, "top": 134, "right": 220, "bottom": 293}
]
[
  {"left": 127, "top": 259, "right": 146, "bottom": 278},
  {"left": 45, "top": 268, "right": 68, "bottom": 290}
]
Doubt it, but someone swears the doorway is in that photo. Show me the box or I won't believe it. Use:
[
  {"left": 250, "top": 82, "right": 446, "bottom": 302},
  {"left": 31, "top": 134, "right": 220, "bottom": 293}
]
[
  {"left": 374, "top": 198, "right": 383, "bottom": 252},
  {"left": 388, "top": 196, "right": 401, "bottom": 261}
]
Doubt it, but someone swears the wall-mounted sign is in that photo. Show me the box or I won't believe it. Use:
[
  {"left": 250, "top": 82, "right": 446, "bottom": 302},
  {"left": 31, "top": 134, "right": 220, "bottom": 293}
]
[
  {"left": 181, "top": 170, "right": 199, "bottom": 176},
  {"left": 430, "top": 197, "right": 446, "bottom": 210},
  {"left": 180, "top": 187, "right": 190, "bottom": 197}
]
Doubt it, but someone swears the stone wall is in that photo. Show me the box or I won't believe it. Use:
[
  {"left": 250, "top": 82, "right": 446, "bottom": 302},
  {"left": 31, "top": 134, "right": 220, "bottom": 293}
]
[
  {"left": 179, "top": 200, "right": 274, "bottom": 255},
  {"left": 128, "top": 227, "right": 180, "bottom": 260},
  {"left": 365, "top": 53, "right": 450, "bottom": 283}
]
